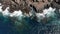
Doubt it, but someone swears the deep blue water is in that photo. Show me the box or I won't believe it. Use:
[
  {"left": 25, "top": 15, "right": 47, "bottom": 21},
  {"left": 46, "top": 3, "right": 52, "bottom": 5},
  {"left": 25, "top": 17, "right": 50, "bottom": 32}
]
[
  {"left": 0, "top": 13, "right": 38, "bottom": 34},
  {"left": 0, "top": 10, "right": 60, "bottom": 34}
]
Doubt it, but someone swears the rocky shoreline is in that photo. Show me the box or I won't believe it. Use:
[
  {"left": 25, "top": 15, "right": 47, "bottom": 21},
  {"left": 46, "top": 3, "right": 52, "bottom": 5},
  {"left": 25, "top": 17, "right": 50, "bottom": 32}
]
[{"left": 0, "top": 0, "right": 60, "bottom": 13}]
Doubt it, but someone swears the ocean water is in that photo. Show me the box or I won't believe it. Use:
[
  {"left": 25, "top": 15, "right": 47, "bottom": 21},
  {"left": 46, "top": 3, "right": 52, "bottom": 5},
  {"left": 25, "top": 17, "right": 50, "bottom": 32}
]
[{"left": 0, "top": 4, "right": 60, "bottom": 34}]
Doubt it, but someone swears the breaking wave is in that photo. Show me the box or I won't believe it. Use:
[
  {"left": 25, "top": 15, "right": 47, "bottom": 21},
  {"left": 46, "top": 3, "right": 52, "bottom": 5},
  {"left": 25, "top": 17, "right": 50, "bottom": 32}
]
[{"left": 0, "top": 3, "right": 60, "bottom": 34}]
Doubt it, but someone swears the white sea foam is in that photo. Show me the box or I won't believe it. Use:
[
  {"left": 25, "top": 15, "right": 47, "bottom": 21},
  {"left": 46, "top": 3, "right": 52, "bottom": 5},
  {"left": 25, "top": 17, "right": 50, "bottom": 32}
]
[
  {"left": 0, "top": 3, "right": 23, "bottom": 17},
  {"left": 34, "top": 7, "right": 56, "bottom": 22},
  {"left": 43, "top": 7, "right": 56, "bottom": 17},
  {"left": 2, "top": 7, "right": 10, "bottom": 16},
  {"left": 35, "top": 7, "right": 56, "bottom": 18},
  {"left": 0, "top": 3, "right": 56, "bottom": 22},
  {"left": 10, "top": 10, "right": 23, "bottom": 17},
  {"left": 0, "top": 5, "right": 3, "bottom": 12}
]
